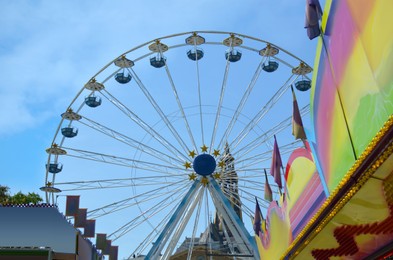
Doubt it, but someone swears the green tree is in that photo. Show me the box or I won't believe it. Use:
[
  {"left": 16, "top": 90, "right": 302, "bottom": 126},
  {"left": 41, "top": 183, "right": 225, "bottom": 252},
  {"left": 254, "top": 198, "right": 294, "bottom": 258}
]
[
  {"left": 0, "top": 185, "right": 10, "bottom": 204},
  {"left": 0, "top": 185, "right": 43, "bottom": 205},
  {"left": 9, "top": 192, "right": 43, "bottom": 204}
]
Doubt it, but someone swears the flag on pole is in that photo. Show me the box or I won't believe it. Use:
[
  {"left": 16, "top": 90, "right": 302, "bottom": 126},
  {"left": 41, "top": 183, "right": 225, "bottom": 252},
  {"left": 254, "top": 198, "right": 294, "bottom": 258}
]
[
  {"left": 264, "top": 169, "right": 273, "bottom": 202},
  {"left": 291, "top": 86, "right": 307, "bottom": 140},
  {"left": 83, "top": 219, "right": 96, "bottom": 237},
  {"left": 109, "top": 246, "right": 118, "bottom": 260},
  {"left": 253, "top": 197, "right": 263, "bottom": 236},
  {"left": 96, "top": 233, "right": 107, "bottom": 250},
  {"left": 270, "top": 136, "right": 283, "bottom": 189},
  {"left": 74, "top": 208, "right": 87, "bottom": 228},
  {"left": 65, "top": 195, "right": 80, "bottom": 216},
  {"left": 305, "top": 0, "right": 323, "bottom": 40},
  {"left": 103, "top": 240, "right": 112, "bottom": 255}
]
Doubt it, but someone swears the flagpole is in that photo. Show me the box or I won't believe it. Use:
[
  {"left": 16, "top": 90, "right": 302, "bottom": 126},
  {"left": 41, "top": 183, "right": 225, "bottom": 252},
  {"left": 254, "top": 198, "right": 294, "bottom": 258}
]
[
  {"left": 318, "top": 24, "right": 357, "bottom": 161},
  {"left": 301, "top": 1, "right": 331, "bottom": 198}
]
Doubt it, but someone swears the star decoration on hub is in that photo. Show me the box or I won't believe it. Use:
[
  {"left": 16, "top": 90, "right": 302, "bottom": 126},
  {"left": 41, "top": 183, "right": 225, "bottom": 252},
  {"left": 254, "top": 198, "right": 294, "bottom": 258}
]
[
  {"left": 201, "top": 145, "right": 208, "bottom": 153},
  {"left": 188, "top": 173, "right": 197, "bottom": 181},
  {"left": 213, "top": 172, "right": 221, "bottom": 179},
  {"left": 218, "top": 161, "right": 225, "bottom": 168},
  {"left": 188, "top": 150, "right": 196, "bottom": 158},
  {"left": 184, "top": 161, "right": 191, "bottom": 169},
  {"left": 201, "top": 177, "right": 209, "bottom": 186},
  {"left": 213, "top": 149, "right": 220, "bottom": 157}
]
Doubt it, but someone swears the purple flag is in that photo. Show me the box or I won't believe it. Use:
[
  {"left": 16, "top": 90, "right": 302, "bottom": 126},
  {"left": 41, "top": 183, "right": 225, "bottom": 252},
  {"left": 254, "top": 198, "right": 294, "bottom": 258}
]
[
  {"left": 253, "top": 197, "right": 263, "bottom": 236},
  {"left": 305, "top": 0, "right": 323, "bottom": 39},
  {"left": 270, "top": 136, "right": 283, "bottom": 189}
]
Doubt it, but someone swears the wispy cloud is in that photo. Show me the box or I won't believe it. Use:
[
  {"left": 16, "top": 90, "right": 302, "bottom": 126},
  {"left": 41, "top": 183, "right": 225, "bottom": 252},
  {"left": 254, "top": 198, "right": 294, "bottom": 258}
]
[
  {"left": 0, "top": 5, "right": 317, "bottom": 145},
  {"left": 1, "top": 0, "right": 263, "bottom": 136}
]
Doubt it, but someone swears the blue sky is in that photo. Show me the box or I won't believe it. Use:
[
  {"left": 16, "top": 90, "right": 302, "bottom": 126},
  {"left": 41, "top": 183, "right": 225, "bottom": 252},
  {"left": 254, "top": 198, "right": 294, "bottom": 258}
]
[{"left": 0, "top": 0, "right": 323, "bottom": 258}]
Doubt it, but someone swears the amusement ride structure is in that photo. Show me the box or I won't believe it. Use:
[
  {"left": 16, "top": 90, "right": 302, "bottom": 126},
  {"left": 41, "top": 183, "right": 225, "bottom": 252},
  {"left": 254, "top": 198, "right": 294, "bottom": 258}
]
[
  {"left": 41, "top": 1, "right": 393, "bottom": 258},
  {"left": 42, "top": 31, "right": 312, "bottom": 259}
]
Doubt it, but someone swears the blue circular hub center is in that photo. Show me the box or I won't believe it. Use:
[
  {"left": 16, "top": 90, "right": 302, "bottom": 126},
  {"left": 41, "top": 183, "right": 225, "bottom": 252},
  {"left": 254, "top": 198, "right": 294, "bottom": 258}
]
[{"left": 193, "top": 154, "right": 216, "bottom": 176}]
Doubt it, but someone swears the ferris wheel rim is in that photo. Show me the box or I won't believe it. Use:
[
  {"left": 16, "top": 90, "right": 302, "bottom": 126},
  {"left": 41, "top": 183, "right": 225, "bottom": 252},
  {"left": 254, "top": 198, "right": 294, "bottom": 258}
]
[{"left": 43, "top": 30, "right": 312, "bottom": 258}]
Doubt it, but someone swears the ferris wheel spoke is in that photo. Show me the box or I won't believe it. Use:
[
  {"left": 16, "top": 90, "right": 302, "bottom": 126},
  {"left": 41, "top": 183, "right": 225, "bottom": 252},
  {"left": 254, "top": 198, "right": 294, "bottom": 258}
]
[
  {"left": 128, "top": 67, "right": 191, "bottom": 154},
  {"left": 236, "top": 140, "right": 303, "bottom": 169},
  {"left": 108, "top": 184, "right": 187, "bottom": 224},
  {"left": 204, "top": 187, "right": 212, "bottom": 253},
  {"left": 78, "top": 115, "right": 183, "bottom": 166},
  {"left": 99, "top": 89, "right": 188, "bottom": 161},
  {"left": 92, "top": 189, "right": 177, "bottom": 220},
  {"left": 221, "top": 220, "right": 239, "bottom": 255},
  {"left": 209, "top": 52, "right": 231, "bottom": 152},
  {"left": 235, "top": 139, "right": 304, "bottom": 169},
  {"left": 61, "top": 146, "right": 185, "bottom": 175},
  {"left": 217, "top": 56, "right": 267, "bottom": 150},
  {"left": 129, "top": 211, "right": 173, "bottom": 257},
  {"left": 87, "top": 182, "right": 183, "bottom": 218},
  {"left": 220, "top": 188, "right": 254, "bottom": 217},
  {"left": 54, "top": 175, "right": 185, "bottom": 191},
  {"left": 237, "top": 178, "right": 280, "bottom": 192},
  {"left": 237, "top": 182, "right": 266, "bottom": 194},
  {"left": 233, "top": 105, "right": 309, "bottom": 161},
  {"left": 218, "top": 182, "right": 255, "bottom": 215},
  {"left": 108, "top": 184, "right": 189, "bottom": 241},
  {"left": 162, "top": 53, "right": 198, "bottom": 153},
  {"left": 229, "top": 74, "right": 300, "bottom": 151},
  {"left": 224, "top": 172, "right": 269, "bottom": 179},
  {"left": 233, "top": 117, "right": 289, "bottom": 159},
  {"left": 236, "top": 186, "right": 273, "bottom": 208},
  {"left": 243, "top": 186, "right": 280, "bottom": 206},
  {"left": 88, "top": 180, "right": 188, "bottom": 219},
  {"left": 186, "top": 191, "right": 204, "bottom": 260},
  {"left": 162, "top": 185, "right": 204, "bottom": 259},
  {"left": 193, "top": 42, "right": 205, "bottom": 146}
]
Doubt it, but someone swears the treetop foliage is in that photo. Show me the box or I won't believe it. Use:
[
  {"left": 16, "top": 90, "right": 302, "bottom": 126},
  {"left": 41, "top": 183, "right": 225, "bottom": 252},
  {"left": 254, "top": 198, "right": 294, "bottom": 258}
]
[{"left": 0, "top": 185, "right": 43, "bottom": 205}]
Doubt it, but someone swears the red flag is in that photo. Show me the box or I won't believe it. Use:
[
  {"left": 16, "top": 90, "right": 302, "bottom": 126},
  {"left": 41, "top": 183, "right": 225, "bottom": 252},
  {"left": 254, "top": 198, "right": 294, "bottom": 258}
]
[
  {"left": 270, "top": 136, "right": 283, "bottom": 189},
  {"left": 305, "top": 0, "right": 323, "bottom": 39},
  {"left": 291, "top": 86, "right": 307, "bottom": 140},
  {"left": 109, "top": 246, "right": 118, "bottom": 260},
  {"left": 253, "top": 197, "right": 263, "bottom": 236},
  {"left": 65, "top": 195, "right": 80, "bottom": 216},
  {"left": 264, "top": 170, "right": 273, "bottom": 202},
  {"left": 74, "top": 208, "right": 87, "bottom": 228},
  {"left": 103, "top": 240, "right": 112, "bottom": 255},
  {"left": 96, "top": 233, "right": 107, "bottom": 250},
  {"left": 83, "top": 219, "right": 96, "bottom": 237}
]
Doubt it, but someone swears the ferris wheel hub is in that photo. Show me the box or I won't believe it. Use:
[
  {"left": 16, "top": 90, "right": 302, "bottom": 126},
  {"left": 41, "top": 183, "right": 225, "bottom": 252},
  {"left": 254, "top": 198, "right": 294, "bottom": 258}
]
[{"left": 193, "top": 154, "right": 217, "bottom": 176}]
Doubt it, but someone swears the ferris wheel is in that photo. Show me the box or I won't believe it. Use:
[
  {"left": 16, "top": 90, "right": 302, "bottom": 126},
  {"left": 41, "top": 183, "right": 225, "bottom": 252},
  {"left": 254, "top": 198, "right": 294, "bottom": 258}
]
[{"left": 42, "top": 31, "right": 312, "bottom": 259}]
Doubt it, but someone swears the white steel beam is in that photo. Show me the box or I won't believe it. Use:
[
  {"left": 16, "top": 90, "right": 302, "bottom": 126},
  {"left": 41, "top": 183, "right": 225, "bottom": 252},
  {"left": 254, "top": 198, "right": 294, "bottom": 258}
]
[
  {"left": 145, "top": 180, "right": 201, "bottom": 260},
  {"left": 207, "top": 176, "right": 260, "bottom": 259}
]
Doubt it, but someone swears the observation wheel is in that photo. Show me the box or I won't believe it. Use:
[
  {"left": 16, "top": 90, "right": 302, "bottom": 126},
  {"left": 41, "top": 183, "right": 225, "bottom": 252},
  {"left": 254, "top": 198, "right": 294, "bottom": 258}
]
[{"left": 42, "top": 31, "right": 312, "bottom": 259}]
